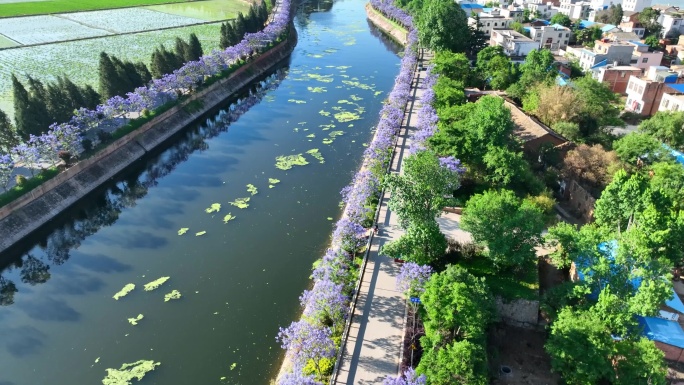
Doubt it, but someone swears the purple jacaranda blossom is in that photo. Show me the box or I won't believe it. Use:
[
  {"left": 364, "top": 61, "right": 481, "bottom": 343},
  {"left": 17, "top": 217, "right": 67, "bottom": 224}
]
[
  {"left": 382, "top": 368, "right": 427, "bottom": 385},
  {"left": 277, "top": 320, "right": 336, "bottom": 368},
  {"left": 0, "top": 154, "right": 14, "bottom": 191},
  {"left": 396, "top": 262, "right": 433, "bottom": 296},
  {"left": 332, "top": 217, "right": 367, "bottom": 254},
  {"left": 300, "top": 278, "right": 349, "bottom": 327}
]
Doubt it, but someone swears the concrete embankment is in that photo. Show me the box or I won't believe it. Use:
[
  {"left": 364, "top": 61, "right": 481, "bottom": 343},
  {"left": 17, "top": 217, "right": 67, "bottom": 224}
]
[
  {"left": 0, "top": 27, "right": 298, "bottom": 255},
  {"left": 365, "top": 3, "right": 408, "bottom": 46}
]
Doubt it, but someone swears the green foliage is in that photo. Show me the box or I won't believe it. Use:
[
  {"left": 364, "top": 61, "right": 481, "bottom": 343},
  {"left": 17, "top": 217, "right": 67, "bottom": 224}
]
[
  {"left": 380, "top": 220, "right": 447, "bottom": 265},
  {"left": 639, "top": 110, "right": 684, "bottom": 150},
  {"left": 649, "top": 161, "right": 684, "bottom": 208},
  {"left": 476, "top": 46, "right": 518, "bottom": 90},
  {"left": 302, "top": 357, "right": 334, "bottom": 379},
  {"left": 432, "top": 77, "right": 465, "bottom": 109},
  {"left": 645, "top": 35, "right": 662, "bottom": 50},
  {"left": 552, "top": 121, "right": 580, "bottom": 142},
  {"left": 574, "top": 26, "right": 603, "bottom": 47},
  {"left": 432, "top": 51, "right": 475, "bottom": 86},
  {"left": 416, "top": 0, "right": 470, "bottom": 52},
  {"left": 639, "top": 7, "right": 662, "bottom": 37},
  {"left": 420, "top": 265, "right": 494, "bottom": 346},
  {"left": 99, "top": 52, "right": 150, "bottom": 101},
  {"left": 454, "top": 254, "right": 539, "bottom": 300},
  {"left": 506, "top": 49, "right": 556, "bottom": 101},
  {"left": 13, "top": 74, "right": 51, "bottom": 138},
  {"left": 0, "top": 108, "right": 19, "bottom": 152},
  {"left": 384, "top": 150, "right": 461, "bottom": 228},
  {"left": 546, "top": 307, "right": 618, "bottom": 385},
  {"left": 0, "top": 167, "right": 60, "bottom": 208},
  {"left": 594, "top": 4, "right": 623, "bottom": 25},
  {"left": 416, "top": 340, "right": 488, "bottom": 385},
  {"left": 461, "top": 189, "right": 545, "bottom": 271},
  {"left": 550, "top": 13, "right": 572, "bottom": 27},
  {"left": 613, "top": 132, "right": 668, "bottom": 165}
]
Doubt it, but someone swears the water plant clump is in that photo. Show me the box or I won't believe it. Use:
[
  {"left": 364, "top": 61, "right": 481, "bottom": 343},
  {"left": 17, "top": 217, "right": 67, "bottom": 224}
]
[
  {"left": 205, "top": 203, "right": 221, "bottom": 213},
  {"left": 287, "top": 99, "right": 307, "bottom": 104},
  {"left": 307, "top": 86, "right": 327, "bottom": 93},
  {"left": 143, "top": 277, "right": 170, "bottom": 291},
  {"left": 195, "top": 231, "right": 207, "bottom": 236},
  {"left": 223, "top": 213, "right": 236, "bottom": 223},
  {"left": 268, "top": 178, "right": 280, "bottom": 188},
  {"left": 246, "top": 184, "right": 258, "bottom": 195},
  {"left": 102, "top": 360, "right": 160, "bottom": 385},
  {"left": 275, "top": 154, "right": 309, "bottom": 170},
  {"left": 164, "top": 290, "right": 182, "bottom": 302},
  {"left": 306, "top": 149, "right": 325, "bottom": 164},
  {"left": 319, "top": 110, "right": 331, "bottom": 117},
  {"left": 229, "top": 197, "right": 250, "bottom": 209},
  {"left": 334, "top": 111, "right": 361, "bottom": 123},
  {"left": 127, "top": 314, "right": 144, "bottom": 325},
  {"left": 113, "top": 283, "right": 135, "bottom": 300},
  {"left": 177, "top": 228, "right": 189, "bottom": 235}
]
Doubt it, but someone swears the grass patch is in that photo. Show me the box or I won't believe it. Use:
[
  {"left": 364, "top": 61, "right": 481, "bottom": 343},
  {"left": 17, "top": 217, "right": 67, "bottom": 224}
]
[
  {"left": 0, "top": 167, "right": 60, "bottom": 208},
  {"left": 367, "top": 4, "right": 408, "bottom": 34},
  {"left": 0, "top": 0, "right": 194, "bottom": 17},
  {"left": 145, "top": 0, "right": 249, "bottom": 21},
  {"left": 455, "top": 257, "right": 539, "bottom": 301}
]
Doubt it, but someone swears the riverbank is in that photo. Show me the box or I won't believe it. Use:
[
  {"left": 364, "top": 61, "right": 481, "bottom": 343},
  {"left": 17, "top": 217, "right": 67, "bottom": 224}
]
[
  {"left": 0, "top": 26, "right": 297, "bottom": 255},
  {"left": 364, "top": 3, "right": 408, "bottom": 46}
]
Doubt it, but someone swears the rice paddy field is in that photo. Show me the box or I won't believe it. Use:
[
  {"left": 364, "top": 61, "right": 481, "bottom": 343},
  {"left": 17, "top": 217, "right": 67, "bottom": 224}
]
[
  {"left": 0, "top": 0, "right": 192, "bottom": 17},
  {"left": 0, "top": 0, "right": 251, "bottom": 118}
]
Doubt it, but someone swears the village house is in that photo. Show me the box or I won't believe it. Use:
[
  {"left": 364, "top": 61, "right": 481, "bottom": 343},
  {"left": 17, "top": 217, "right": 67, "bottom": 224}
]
[
  {"left": 529, "top": 23, "right": 573, "bottom": 50},
  {"left": 490, "top": 29, "right": 540, "bottom": 57},
  {"left": 625, "top": 66, "right": 684, "bottom": 116},
  {"left": 591, "top": 64, "right": 643, "bottom": 94}
]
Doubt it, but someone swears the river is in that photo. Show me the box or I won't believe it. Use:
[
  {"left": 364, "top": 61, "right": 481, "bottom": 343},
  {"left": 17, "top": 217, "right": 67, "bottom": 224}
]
[{"left": 0, "top": 1, "right": 401, "bottom": 384}]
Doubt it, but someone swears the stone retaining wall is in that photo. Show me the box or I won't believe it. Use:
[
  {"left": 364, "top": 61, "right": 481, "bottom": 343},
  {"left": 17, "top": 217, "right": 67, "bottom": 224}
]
[{"left": 0, "top": 27, "right": 298, "bottom": 254}]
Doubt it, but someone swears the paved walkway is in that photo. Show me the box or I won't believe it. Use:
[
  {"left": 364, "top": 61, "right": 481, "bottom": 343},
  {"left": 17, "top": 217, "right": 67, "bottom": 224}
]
[{"left": 333, "top": 50, "right": 432, "bottom": 384}]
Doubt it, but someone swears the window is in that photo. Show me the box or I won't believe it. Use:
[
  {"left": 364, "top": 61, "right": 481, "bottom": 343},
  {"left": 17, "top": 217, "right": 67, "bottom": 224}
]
[
  {"left": 494, "top": 22, "right": 498, "bottom": 26},
  {"left": 621, "top": 71, "right": 625, "bottom": 77},
  {"left": 487, "top": 22, "right": 490, "bottom": 26},
  {"left": 559, "top": 33, "right": 563, "bottom": 37},
  {"left": 664, "top": 99, "right": 670, "bottom": 108},
  {"left": 566, "top": 33, "right": 570, "bottom": 37},
  {"left": 642, "top": 57, "right": 648, "bottom": 63}
]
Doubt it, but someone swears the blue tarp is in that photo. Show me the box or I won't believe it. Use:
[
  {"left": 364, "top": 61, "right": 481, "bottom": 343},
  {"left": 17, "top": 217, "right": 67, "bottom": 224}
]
[
  {"left": 630, "top": 40, "right": 649, "bottom": 47},
  {"left": 639, "top": 316, "right": 684, "bottom": 348},
  {"left": 460, "top": 3, "right": 484, "bottom": 9},
  {"left": 668, "top": 83, "right": 684, "bottom": 93},
  {"left": 667, "top": 290, "right": 684, "bottom": 313}
]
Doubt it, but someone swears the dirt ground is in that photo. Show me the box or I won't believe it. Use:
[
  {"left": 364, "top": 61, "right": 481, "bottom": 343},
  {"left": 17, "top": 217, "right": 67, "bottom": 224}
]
[{"left": 489, "top": 324, "right": 560, "bottom": 385}]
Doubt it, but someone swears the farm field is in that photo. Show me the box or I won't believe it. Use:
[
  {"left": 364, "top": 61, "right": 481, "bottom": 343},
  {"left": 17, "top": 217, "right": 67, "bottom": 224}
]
[
  {"left": 0, "top": 0, "right": 193, "bottom": 17},
  {"left": 0, "top": 22, "right": 223, "bottom": 118},
  {"left": 0, "top": 35, "right": 18, "bottom": 48},
  {"left": 145, "top": 0, "right": 251, "bottom": 21}
]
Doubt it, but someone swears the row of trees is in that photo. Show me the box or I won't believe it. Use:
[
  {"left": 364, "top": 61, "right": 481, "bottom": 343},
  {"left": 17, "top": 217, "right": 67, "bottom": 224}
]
[{"left": 220, "top": 1, "right": 271, "bottom": 49}]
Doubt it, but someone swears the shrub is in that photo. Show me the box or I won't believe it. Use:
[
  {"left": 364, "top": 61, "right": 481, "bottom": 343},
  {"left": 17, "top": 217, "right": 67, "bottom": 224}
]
[
  {"left": 15, "top": 174, "right": 27, "bottom": 187},
  {"left": 302, "top": 357, "right": 334, "bottom": 378},
  {"left": 81, "top": 138, "right": 93, "bottom": 152}
]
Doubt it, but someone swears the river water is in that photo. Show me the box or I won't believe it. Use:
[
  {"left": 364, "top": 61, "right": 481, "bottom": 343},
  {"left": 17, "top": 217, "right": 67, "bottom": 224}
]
[{"left": 0, "top": 1, "right": 401, "bottom": 384}]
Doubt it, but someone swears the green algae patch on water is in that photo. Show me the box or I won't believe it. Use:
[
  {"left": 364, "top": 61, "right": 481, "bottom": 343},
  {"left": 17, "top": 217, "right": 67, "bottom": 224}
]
[
  {"left": 177, "top": 228, "right": 189, "bottom": 236},
  {"left": 164, "top": 290, "right": 182, "bottom": 302},
  {"left": 268, "top": 178, "right": 280, "bottom": 188},
  {"left": 306, "top": 149, "right": 325, "bottom": 164},
  {"left": 319, "top": 110, "right": 331, "bottom": 117},
  {"left": 205, "top": 203, "right": 221, "bottom": 213},
  {"left": 287, "top": 99, "right": 307, "bottom": 104},
  {"left": 229, "top": 197, "right": 250, "bottom": 209},
  {"left": 102, "top": 360, "right": 160, "bottom": 385},
  {"left": 144, "top": 277, "right": 170, "bottom": 291},
  {"left": 334, "top": 111, "right": 361, "bottom": 123},
  {"left": 306, "top": 134, "right": 315, "bottom": 138},
  {"left": 127, "top": 314, "right": 144, "bottom": 326},
  {"left": 195, "top": 231, "right": 207, "bottom": 236},
  {"left": 320, "top": 123, "right": 335, "bottom": 130},
  {"left": 113, "top": 284, "right": 135, "bottom": 300},
  {"left": 342, "top": 80, "right": 374, "bottom": 91},
  {"left": 246, "top": 184, "right": 258, "bottom": 195},
  {"left": 350, "top": 94, "right": 363, "bottom": 101},
  {"left": 329, "top": 131, "right": 345, "bottom": 138},
  {"left": 307, "top": 86, "right": 327, "bottom": 93},
  {"left": 307, "top": 73, "right": 334, "bottom": 83},
  {"left": 223, "top": 213, "right": 236, "bottom": 223},
  {"left": 275, "top": 154, "right": 309, "bottom": 170},
  {"left": 322, "top": 138, "right": 333, "bottom": 145}
]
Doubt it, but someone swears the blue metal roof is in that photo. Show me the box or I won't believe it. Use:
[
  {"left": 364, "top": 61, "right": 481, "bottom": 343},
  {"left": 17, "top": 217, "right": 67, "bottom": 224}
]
[
  {"left": 579, "top": 20, "right": 596, "bottom": 28},
  {"left": 639, "top": 316, "right": 684, "bottom": 348},
  {"left": 629, "top": 40, "right": 648, "bottom": 47},
  {"left": 601, "top": 24, "right": 617, "bottom": 32},
  {"left": 460, "top": 3, "right": 484, "bottom": 9},
  {"left": 550, "top": 23, "right": 569, "bottom": 30},
  {"left": 590, "top": 59, "right": 608, "bottom": 69},
  {"left": 668, "top": 84, "right": 684, "bottom": 93},
  {"left": 483, "top": 7, "right": 493, "bottom": 12}
]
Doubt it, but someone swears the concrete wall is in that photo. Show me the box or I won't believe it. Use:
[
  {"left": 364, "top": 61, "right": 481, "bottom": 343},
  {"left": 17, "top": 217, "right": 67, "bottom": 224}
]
[
  {"left": 0, "top": 27, "right": 298, "bottom": 254},
  {"left": 496, "top": 297, "right": 540, "bottom": 329}
]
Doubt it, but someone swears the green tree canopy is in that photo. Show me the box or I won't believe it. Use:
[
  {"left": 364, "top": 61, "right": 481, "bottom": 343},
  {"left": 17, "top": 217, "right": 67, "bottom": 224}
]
[
  {"left": 416, "top": 340, "right": 488, "bottom": 385},
  {"left": 550, "top": 13, "right": 572, "bottom": 27},
  {"left": 639, "top": 110, "right": 684, "bottom": 150},
  {"left": 380, "top": 221, "right": 448, "bottom": 265},
  {"left": 432, "top": 51, "right": 475, "bottom": 86},
  {"left": 461, "top": 189, "right": 545, "bottom": 271},
  {"left": 0, "top": 108, "right": 19, "bottom": 152},
  {"left": 639, "top": 7, "right": 662, "bottom": 37},
  {"left": 416, "top": 0, "right": 470, "bottom": 52},
  {"left": 613, "top": 132, "right": 668, "bottom": 166},
  {"left": 384, "top": 150, "right": 462, "bottom": 228},
  {"left": 432, "top": 77, "right": 466, "bottom": 109}
]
